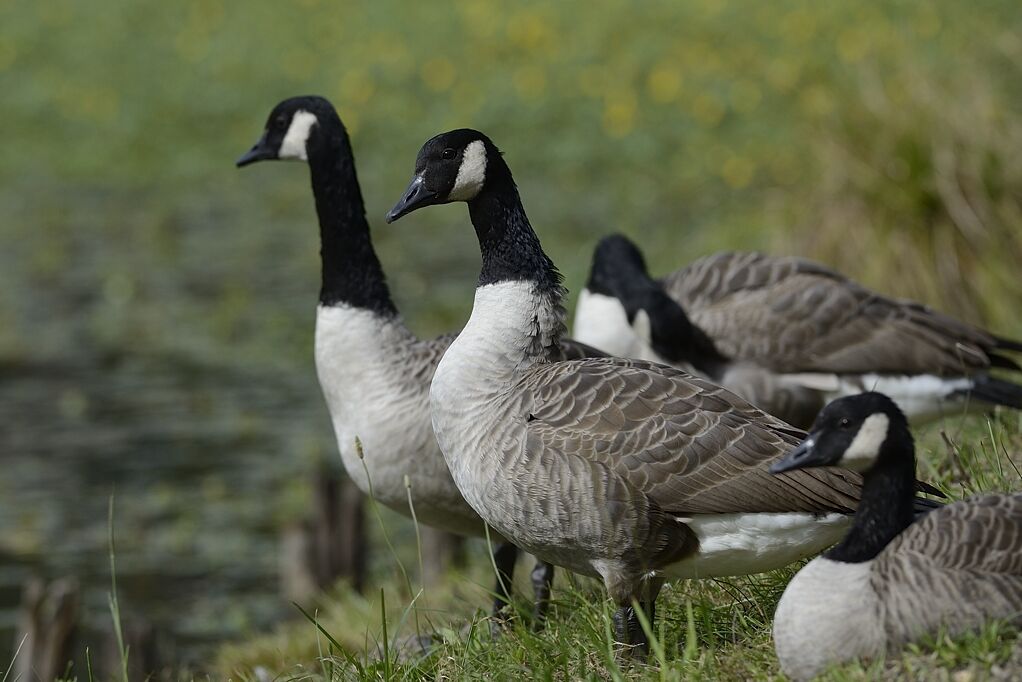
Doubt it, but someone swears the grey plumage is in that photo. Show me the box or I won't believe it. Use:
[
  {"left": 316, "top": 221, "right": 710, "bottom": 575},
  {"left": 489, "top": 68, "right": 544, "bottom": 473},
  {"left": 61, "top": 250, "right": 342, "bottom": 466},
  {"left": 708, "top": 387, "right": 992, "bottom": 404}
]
[
  {"left": 386, "top": 129, "right": 943, "bottom": 652},
  {"left": 662, "top": 251, "right": 1009, "bottom": 375}
]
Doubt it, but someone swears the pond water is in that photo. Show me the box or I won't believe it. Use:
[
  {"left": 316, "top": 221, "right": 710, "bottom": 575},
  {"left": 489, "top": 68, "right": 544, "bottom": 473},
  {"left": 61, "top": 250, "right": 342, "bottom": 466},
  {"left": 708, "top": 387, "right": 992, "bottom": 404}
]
[
  {"left": 0, "top": 179, "right": 365, "bottom": 675},
  {"left": 0, "top": 351, "right": 335, "bottom": 671}
]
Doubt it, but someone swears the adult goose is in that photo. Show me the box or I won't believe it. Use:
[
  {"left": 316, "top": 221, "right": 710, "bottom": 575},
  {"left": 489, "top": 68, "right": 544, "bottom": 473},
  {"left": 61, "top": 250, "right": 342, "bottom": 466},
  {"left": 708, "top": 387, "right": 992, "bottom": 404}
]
[
  {"left": 770, "top": 392, "right": 1022, "bottom": 681},
  {"left": 385, "top": 129, "right": 942, "bottom": 651},
  {"left": 236, "top": 97, "right": 599, "bottom": 625},
  {"left": 574, "top": 234, "right": 1022, "bottom": 429}
]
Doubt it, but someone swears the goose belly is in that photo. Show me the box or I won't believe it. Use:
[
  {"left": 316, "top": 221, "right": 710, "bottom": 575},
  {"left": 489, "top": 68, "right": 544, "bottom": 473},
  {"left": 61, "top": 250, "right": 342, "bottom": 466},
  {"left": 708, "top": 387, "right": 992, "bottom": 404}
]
[
  {"left": 773, "top": 558, "right": 885, "bottom": 681},
  {"left": 663, "top": 512, "right": 850, "bottom": 579}
]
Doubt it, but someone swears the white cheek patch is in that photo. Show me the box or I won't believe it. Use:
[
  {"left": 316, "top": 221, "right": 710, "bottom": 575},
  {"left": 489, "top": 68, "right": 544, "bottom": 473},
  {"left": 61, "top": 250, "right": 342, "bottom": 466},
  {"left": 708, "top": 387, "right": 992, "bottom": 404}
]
[
  {"left": 840, "top": 413, "right": 889, "bottom": 471},
  {"left": 279, "top": 110, "right": 318, "bottom": 161},
  {"left": 448, "top": 139, "right": 487, "bottom": 200}
]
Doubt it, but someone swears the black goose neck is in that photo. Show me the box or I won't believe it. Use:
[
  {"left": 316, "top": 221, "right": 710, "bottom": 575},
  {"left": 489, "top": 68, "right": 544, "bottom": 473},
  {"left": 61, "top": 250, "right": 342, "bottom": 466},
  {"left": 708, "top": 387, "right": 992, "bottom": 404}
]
[
  {"left": 466, "top": 171, "right": 562, "bottom": 297},
  {"left": 824, "top": 428, "right": 917, "bottom": 563},
  {"left": 307, "top": 132, "right": 396, "bottom": 316},
  {"left": 644, "top": 287, "right": 729, "bottom": 378},
  {"left": 590, "top": 248, "right": 727, "bottom": 376}
]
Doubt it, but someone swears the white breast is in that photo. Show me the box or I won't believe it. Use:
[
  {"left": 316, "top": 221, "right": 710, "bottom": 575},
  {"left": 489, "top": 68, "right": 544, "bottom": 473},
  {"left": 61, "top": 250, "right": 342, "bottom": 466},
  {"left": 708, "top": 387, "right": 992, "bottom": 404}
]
[
  {"left": 314, "top": 304, "right": 483, "bottom": 536},
  {"left": 430, "top": 283, "right": 549, "bottom": 534},
  {"left": 774, "top": 557, "right": 885, "bottom": 681}
]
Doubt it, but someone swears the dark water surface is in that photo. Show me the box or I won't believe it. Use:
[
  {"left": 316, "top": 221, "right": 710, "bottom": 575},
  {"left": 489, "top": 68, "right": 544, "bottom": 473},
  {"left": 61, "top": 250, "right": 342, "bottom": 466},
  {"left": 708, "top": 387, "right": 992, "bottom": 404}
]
[
  {"left": 0, "top": 352, "right": 333, "bottom": 668},
  {"left": 0, "top": 180, "right": 360, "bottom": 673}
]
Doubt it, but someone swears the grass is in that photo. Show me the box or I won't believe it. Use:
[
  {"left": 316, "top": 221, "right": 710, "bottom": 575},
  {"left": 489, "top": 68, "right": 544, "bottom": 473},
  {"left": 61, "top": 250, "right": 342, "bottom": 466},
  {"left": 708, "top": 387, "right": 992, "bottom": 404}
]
[{"left": 213, "top": 412, "right": 1022, "bottom": 681}]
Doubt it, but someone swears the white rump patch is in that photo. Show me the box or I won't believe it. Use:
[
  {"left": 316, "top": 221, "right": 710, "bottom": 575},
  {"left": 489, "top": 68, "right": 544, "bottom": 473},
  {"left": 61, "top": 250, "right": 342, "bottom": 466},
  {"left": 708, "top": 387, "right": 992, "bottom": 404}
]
[
  {"left": 841, "top": 412, "right": 889, "bottom": 471},
  {"left": 448, "top": 139, "right": 487, "bottom": 201},
  {"left": 783, "top": 372, "right": 975, "bottom": 423},
  {"left": 663, "top": 512, "right": 850, "bottom": 579},
  {"left": 279, "top": 110, "right": 318, "bottom": 161}
]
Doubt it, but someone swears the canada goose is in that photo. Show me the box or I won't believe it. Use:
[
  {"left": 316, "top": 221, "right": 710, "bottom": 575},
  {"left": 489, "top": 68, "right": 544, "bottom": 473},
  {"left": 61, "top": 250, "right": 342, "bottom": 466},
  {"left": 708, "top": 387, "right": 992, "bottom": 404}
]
[
  {"left": 236, "top": 97, "right": 604, "bottom": 625},
  {"left": 384, "top": 129, "right": 942, "bottom": 652},
  {"left": 574, "top": 234, "right": 1022, "bottom": 429},
  {"left": 770, "top": 392, "right": 1022, "bottom": 680}
]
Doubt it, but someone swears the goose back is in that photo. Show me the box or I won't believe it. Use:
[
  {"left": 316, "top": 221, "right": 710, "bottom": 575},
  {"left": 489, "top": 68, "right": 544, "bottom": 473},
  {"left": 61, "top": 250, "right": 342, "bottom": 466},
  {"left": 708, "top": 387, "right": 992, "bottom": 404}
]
[{"left": 663, "top": 251, "right": 1002, "bottom": 375}]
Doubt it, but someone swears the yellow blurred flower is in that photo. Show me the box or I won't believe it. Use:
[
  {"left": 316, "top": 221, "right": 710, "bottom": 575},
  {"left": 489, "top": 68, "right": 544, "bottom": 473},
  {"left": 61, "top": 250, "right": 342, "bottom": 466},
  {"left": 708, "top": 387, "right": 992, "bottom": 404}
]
[
  {"left": 603, "top": 92, "right": 637, "bottom": 138},
  {"left": 372, "top": 33, "right": 412, "bottom": 76},
  {"left": 507, "top": 10, "right": 551, "bottom": 51},
  {"left": 837, "top": 28, "right": 870, "bottom": 64},
  {"left": 514, "top": 65, "right": 547, "bottom": 100},
  {"left": 721, "top": 156, "right": 755, "bottom": 189},
  {"left": 421, "top": 57, "right": 456, "bottom": 92},
  {"left": 340, "top": 69, "right": 376, "bottom": 106},
  {"left": 458, "top": 0, "right": 500, "bottom": 39},
  {"left": 647, "top": 63, "right": 682, "bottom": 104},
  {"left": 780, "top": 9, "right": 817, "bottom": 45}
]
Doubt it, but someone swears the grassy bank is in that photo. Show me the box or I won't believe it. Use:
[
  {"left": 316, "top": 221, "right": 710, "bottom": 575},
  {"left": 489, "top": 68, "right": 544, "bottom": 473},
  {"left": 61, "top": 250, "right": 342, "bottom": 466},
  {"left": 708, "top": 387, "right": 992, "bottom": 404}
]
[{"left": 214, "top": 413, "right": 1022, "bottom": 680}]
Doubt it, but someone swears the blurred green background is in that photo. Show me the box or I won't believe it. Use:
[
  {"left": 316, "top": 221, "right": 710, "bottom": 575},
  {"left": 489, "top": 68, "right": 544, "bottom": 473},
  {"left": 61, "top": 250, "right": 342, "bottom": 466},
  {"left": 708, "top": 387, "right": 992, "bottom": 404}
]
[{"left": 2, "top": 0, "right": 1022, "bottom": 675}]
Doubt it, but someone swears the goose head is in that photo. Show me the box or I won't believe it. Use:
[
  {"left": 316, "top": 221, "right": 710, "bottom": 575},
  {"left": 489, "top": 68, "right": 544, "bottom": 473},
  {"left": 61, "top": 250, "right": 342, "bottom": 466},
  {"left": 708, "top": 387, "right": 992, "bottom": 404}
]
[
  {"left": 385, "top": 128, "right": 510, "bottom": 223},
  {"left": 771, "top": 392, "right": 910, "bottom": 475},
  {"left": 236, "top": 96, "right": 342, "bottom": 167},
  {"left": 586, "top": 234, "right": 653, "bottom": 298}
]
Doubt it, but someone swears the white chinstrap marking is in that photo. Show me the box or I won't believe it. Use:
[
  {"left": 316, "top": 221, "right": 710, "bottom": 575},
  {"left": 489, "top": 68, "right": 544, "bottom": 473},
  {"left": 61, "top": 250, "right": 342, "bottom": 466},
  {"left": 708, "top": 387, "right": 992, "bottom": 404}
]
[
  {"left": 448, "top": 139, "right": 487, "bottom": 201},
  {"left": 279, "top": 110, "right": 318, "bottom": 161},
  {"left": 841, "top": 413, "right": 889, "bottom": 471}
]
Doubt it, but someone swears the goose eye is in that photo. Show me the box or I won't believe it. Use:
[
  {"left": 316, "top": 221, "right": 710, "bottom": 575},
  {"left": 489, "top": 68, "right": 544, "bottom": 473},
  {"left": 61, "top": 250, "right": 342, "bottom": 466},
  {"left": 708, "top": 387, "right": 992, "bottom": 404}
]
[
  {"left": 441, "top": 148, "right": 456, "bottom": 160},
  {"left": 839, "top": 418, "right": 850, "bottom": 429},
  {"left": 275, "top": 115, "right": 288, "bottom": 128}
]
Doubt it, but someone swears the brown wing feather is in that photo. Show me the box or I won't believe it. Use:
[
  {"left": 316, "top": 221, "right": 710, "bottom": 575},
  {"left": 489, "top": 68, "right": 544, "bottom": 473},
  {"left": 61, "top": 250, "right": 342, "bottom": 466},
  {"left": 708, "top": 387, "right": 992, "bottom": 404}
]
[
  {"left": 520, "top": 357, "right": 862, "bottom": 515},
  {"left": 661, "top": 252, "right": 998, "bottom": 375}
]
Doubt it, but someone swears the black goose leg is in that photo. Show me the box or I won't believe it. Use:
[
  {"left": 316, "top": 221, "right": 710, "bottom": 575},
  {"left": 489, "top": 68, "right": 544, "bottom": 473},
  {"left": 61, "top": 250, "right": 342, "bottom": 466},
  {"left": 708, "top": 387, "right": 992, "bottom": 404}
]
[
  {"left": 530, "top": 560, "right": 555, "bottom": 629},
  {"left": 490, "top": 542, "right": 518, "bottom": 631},
  {"left": 613, "top": 578, "right": 664, "bottom": 659}
]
